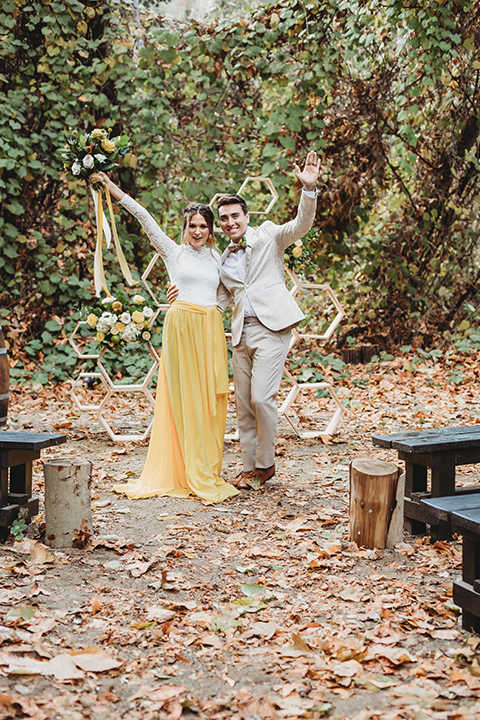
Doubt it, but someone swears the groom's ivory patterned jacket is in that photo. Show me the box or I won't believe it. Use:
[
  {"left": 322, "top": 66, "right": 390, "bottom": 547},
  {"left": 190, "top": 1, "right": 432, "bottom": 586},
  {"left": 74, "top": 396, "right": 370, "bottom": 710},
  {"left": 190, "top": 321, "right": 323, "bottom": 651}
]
[{"left": 217, "top": 191, "right": 317, "bottom": 347}]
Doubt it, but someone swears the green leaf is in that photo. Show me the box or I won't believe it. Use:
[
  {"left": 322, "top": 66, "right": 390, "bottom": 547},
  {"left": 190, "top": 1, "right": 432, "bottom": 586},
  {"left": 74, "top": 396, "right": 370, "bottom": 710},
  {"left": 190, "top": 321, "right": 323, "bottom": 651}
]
[
  {"left": 241, "top": 583, "right": 266, "bottom": 597},
  {"left": 5, "top": 605, "right": 37, "bottom": 621}
]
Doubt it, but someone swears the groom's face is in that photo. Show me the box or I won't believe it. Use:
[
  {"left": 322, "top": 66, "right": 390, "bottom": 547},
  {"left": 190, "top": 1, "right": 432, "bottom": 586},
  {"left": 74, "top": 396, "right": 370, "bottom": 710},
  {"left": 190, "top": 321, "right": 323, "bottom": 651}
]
[{"left": 218, "top": 204, "right": 250, "bottom": 243}]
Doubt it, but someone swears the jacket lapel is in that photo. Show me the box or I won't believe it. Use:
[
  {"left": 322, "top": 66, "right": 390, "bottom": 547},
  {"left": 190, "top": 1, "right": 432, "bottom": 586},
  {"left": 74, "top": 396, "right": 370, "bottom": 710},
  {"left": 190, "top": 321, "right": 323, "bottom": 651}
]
[{"left": 244, "top": 226, "right": 255, "bottom": 277}]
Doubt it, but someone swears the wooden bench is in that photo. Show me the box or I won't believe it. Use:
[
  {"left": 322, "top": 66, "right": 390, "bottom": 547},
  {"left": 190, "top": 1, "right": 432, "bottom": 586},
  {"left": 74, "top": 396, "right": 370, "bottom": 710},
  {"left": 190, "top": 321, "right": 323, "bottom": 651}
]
[
  {"left": 421, "top": 494, "right": 480, "bottom": 633},
  {"left": 372, "top": 427, "right": 480, "bottom": 540},
  {"left": 0, "top": 431, "right": 66, "bottom": 539}
]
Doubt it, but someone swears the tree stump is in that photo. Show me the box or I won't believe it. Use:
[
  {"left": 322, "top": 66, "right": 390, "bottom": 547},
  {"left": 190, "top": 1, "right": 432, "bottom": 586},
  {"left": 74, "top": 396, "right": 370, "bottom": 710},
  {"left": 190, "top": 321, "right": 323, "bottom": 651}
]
[
  {"left": 44, "top": 459, "right": 93, "bottom": 548},
  {"left": 0, "top": 327, "right": 9, "bottom": 427},
  {"left": 349, "top": 458, "right": 402, "bottom": 549}
]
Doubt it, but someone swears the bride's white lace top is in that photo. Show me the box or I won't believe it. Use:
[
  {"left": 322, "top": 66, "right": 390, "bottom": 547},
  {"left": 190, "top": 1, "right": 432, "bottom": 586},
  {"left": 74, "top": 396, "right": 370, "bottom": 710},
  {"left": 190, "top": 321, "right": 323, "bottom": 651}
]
[{"left": 121, "top": 194, "right": 220, "bottom": 307}]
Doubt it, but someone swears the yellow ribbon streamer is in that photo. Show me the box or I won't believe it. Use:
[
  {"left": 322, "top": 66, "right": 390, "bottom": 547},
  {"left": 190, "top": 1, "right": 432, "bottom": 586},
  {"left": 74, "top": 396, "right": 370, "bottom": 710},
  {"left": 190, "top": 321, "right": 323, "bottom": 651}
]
[{"left": 91, "top": 182, "right": 136, "bottom": 298}]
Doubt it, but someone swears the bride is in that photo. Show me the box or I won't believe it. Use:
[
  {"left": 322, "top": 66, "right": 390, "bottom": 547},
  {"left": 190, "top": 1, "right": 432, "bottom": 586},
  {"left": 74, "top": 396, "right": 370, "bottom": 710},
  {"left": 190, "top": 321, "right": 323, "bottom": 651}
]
[{"left": 92, "top": 172, "right": 239, "bottom": 503}]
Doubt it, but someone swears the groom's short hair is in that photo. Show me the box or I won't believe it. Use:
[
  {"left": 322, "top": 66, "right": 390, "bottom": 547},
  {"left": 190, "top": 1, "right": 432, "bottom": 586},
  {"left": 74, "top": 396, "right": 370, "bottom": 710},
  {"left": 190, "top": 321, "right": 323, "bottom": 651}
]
[{"left": 216, "top": 194, "right": 249, "bottom": 216}]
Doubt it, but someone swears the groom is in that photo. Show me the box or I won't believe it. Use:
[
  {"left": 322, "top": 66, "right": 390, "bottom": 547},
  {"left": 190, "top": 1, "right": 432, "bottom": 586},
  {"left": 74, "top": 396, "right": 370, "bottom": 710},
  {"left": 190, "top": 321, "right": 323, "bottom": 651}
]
[{"left": 169, "top": 151, "right": 319, "bottom": 489}]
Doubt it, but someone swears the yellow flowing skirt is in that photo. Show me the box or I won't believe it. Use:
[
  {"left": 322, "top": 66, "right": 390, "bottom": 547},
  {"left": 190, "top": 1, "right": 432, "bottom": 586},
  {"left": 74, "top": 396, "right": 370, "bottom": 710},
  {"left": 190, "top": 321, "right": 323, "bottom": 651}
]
[{"left": 113, "top": 301, "right": 239, "bottom": 503}]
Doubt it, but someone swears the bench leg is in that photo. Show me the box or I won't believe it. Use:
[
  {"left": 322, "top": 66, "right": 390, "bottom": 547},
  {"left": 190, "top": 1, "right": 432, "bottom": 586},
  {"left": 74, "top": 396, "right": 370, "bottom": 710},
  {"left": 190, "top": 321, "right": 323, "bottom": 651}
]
[
  {"left": 9, "top": 462, "right": 33, "bottom": 497},
  {"left": 431, "top": 452, "right": 456, "bottom": 541},
  {"left": 0, "top": 468, "right": 7, "bottom": 508},
  {"left": 404, "top": 462, "right": 427, "bottom": 535},
  {"left": 461, "top": 536, "right": 480, "bottom": 632}
]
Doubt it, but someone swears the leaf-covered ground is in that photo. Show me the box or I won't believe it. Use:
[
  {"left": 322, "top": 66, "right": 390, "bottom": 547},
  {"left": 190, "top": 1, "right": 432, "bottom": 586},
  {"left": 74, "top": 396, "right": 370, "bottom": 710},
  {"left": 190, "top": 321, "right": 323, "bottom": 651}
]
[{"left": 2, "top": 352, "right": 480, "bottom": 720}]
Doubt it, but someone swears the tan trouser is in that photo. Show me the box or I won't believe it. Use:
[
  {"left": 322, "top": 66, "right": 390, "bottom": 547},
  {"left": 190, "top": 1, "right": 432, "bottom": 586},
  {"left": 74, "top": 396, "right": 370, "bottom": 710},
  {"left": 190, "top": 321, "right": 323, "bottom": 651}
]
[{"left": 233, "top": 318, "right": 291, "bottom": 471}]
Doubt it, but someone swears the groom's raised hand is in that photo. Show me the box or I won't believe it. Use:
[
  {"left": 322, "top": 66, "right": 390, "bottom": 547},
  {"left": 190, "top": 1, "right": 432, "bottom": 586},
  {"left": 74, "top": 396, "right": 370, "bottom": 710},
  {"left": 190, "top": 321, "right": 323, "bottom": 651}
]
[{"left": 294, "top": 150, "right": 320, "bottom": 188}]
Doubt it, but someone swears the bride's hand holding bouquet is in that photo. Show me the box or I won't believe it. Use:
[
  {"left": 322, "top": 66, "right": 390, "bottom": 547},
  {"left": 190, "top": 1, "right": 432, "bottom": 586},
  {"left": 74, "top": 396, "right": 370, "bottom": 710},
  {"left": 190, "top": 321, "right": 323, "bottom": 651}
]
[{"left": 56, "top": 127, "right": 134, "bottom": 296}]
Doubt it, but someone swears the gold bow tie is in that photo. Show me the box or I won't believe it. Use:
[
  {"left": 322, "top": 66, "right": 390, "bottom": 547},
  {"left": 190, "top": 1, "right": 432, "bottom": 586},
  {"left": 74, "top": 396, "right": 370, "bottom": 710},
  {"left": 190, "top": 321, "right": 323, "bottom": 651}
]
[{"left": 228, "top": 239, "right": 247, "bottom": 253}]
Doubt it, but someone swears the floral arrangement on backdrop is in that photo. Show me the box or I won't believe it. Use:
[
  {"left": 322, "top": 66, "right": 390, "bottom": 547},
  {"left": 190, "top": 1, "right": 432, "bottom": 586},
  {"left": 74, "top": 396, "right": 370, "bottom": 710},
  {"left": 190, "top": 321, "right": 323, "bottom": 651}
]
[
  {"left": 85, "top": 290, "right": 155, "bottom": 348},
  {"left": 56, "top": 128, "right": 130, "bottom": 190}
]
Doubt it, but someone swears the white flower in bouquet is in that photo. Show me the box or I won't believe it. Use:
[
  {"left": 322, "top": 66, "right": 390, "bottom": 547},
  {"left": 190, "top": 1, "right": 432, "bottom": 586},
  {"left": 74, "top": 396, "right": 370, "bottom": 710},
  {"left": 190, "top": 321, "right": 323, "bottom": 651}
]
[
  {"left": 83, "top": 154, "right": 94, "bottom": 169},
  {"left": 121, "top": 323, "right": 140, "bottom": 342},
  {"left": 143, "top": 306, "right": 154, "bottom": 319},
  {"left": 94, "top": 153, "right": 107, "bottom": 163},
  {"left": 101, "top": 296, "right": 116, "bottom": 305},
  {"left": 132, "top": 294, "right": 145, "bottom": 305},
  {"left": 71, "top": 161, "right": 81, "bottom": 175},
  {"left": 120, "top": 312, "right": 131, "bottom": 324},
  {"left": 96, "top": 312, "right": 118, "bottom": 333}
]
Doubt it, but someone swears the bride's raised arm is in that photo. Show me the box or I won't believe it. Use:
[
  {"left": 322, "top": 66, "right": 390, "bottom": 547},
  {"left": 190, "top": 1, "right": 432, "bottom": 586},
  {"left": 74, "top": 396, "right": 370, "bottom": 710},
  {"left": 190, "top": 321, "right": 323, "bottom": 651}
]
[{"left": 91, "top": 171, "right": 178, "bottom": 261}]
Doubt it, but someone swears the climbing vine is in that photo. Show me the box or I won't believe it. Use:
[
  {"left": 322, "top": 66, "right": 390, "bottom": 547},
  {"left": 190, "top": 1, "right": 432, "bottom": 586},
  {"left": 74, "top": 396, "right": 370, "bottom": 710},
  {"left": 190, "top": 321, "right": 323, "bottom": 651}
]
[{"left": 1, "top": 0, "right": 480, "bottom": 382}]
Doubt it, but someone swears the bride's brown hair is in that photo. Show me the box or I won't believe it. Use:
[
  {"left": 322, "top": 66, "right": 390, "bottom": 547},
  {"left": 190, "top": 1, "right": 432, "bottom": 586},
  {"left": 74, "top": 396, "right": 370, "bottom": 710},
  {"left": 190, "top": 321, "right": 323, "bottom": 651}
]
[{"left": 181, "top": 203, "right": 215, "bottom": 247}]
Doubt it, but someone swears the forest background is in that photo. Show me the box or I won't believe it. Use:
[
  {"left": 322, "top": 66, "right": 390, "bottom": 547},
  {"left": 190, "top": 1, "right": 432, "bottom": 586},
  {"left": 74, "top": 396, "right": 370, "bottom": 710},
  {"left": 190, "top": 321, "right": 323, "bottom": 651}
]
[{"left": 1, "top": 0, "right": 480, "bottom": 385}]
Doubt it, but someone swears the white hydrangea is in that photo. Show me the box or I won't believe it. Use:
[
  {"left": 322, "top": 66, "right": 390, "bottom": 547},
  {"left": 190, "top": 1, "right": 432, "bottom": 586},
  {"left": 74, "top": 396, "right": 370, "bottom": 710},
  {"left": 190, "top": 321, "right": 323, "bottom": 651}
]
[
  {"left": 96, "top": 312, "right": 118, "bottom": 333},
  {"left": 143, "top": 306, "right": 154, "bottom": 318},
  {"left": 71, "top": 161, "right": 81, "bottom": 175},
  {"left": 121, "top": 323, "right": 140, "bottom": 343},
  {"left": 94, "top": 153, "right": 107, "bottom": 163},
  {"left": 101, "top": 296, "right": 116, "bottom": 305}
]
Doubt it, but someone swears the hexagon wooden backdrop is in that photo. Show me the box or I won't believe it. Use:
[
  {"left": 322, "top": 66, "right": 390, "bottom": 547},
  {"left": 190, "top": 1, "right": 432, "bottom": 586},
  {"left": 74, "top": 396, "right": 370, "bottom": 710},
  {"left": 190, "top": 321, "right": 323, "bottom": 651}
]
[{"left": 68, "top": 177, "right": 347, "bottom": 442}]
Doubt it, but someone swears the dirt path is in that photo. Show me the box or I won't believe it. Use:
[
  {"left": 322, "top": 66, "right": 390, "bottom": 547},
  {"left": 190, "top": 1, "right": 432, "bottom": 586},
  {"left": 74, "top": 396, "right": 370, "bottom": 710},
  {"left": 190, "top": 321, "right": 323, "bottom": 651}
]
[{"left": 1, "top": 356, "right": 480, "bottom": 719}]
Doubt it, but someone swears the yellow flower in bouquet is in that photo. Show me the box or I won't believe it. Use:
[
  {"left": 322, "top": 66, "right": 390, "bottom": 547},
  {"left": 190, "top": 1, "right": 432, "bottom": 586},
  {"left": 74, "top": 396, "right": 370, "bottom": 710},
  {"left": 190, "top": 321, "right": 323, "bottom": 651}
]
[
  {"left": 142, "top": 331, "right": 151, "bottom": 341},
  {"left": 96, "top": 331, "right": 105, "bottom": 342},
  {"left": 92, "top": 128, "right": 107, "bottom": 139},
  {"left": 116, "top": 322, "right": 126, "bottom": 332},
  {"left": 133, "top": 294, "right": 145, "bottom": 304},
  {"left": 112, "top": 300, "right": 122, "bottom": 312},
  {"left": 132, "top": 310, "right": 144, "bottom": 324},
  {"left": 292, "top": 245, "right": 302, "bottom": 258},
  {"left": 87, "top": 313, "right": 98, "bottom": 327},
  {"left": 101, "top": 138, "right": 116, "bottom": 153},
  {"left": 111, "top": 323, "right": 122, "bottom": 335}
]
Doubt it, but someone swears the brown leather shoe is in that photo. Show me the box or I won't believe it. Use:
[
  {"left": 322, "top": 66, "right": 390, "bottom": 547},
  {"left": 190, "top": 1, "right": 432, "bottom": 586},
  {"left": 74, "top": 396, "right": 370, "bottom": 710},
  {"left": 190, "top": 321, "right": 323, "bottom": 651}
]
[
  {"left": 246, "top": 464, "right": 275, "bottom": 490},
  {"left": 230, "top": 470, "right": 256, "bottom": 489}
]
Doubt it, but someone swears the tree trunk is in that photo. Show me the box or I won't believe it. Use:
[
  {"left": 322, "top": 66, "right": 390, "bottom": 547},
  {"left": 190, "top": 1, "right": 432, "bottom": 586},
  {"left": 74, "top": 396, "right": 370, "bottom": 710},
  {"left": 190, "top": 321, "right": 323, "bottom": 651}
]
[
  {"left": 349, "top": 458, "right": 401, "bottom": 549},
  {"left": 0, "top": 327, "right": 9, "bottom": 427},
  {"left": 44, "top": 459, "right": 93, "bottom": 548}
]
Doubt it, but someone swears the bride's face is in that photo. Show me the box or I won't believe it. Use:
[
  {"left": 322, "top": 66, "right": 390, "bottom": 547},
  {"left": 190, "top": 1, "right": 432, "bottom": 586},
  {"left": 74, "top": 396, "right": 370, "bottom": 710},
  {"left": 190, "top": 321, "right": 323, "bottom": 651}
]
[{"left": 186, "top": 214, "right": 210, "bottom": 248}]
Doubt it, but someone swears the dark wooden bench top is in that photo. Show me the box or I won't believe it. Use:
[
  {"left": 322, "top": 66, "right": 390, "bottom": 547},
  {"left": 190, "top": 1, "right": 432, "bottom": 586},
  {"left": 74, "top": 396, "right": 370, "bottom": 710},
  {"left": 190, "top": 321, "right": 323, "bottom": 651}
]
[
  {"left": 0, "top": 432, "right": 67, "bottom": 451},
  {"left": 372, "top": 427, "right": 480, "bottom": 453},
  {"left": 421, "top": 494, "right": 480, "bottom": 522},
  {"left": 450, "top": 507, "right": 480, "bottom": 536}
]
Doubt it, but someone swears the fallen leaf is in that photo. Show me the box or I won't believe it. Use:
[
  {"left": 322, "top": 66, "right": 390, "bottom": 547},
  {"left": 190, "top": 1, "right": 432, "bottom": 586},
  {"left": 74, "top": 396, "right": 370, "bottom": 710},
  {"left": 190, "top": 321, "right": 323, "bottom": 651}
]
[
  {"left": 241, "top": 583, "right": 266, "bottom": 597},
  {"left": 338, "top": 586, "right": 367, "bottom": 602},
  {"left": 148, "top": 685, "right": 186, "bottom": 702},
  {"left": 69, "top": 647, "right": 122, "bottom": 672},
  {"left": 42, "top": 654, "right": 84, "bottom": 680}
]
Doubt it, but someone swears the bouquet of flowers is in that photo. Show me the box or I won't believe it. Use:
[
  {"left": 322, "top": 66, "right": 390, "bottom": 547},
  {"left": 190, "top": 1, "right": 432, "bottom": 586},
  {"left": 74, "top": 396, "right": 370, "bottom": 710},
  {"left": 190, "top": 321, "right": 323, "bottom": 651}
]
[
  {"left": 56, "top": 128, "right": 130, "bottom": 190},
  {"left": 85, "top": 291, "right": 155, "bottom": 348}
]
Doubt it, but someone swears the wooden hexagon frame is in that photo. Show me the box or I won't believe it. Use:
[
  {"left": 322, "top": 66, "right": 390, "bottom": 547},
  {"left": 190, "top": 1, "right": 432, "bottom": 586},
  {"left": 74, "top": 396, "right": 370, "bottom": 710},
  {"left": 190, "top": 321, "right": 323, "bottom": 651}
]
[
  {"left": 287, "top": 269, "right": 345, "bottom": 341},
  {"left": 141, "top": 253, "right": 170, "bottom": 311},
  {"left": 236, "top": 177, "right": 279, "bottom": 215},
  {"left": 95, "top": 343, "right": 160, "bottom": 442},
  {"left": 69, "top": 320, "right": 101, "bottom": 360},
  {"left": 70, "top": 371, "right": 110, "bottom": 413},
  {"left": 279, "top": 380, "right": 346, "bottom": 439}
]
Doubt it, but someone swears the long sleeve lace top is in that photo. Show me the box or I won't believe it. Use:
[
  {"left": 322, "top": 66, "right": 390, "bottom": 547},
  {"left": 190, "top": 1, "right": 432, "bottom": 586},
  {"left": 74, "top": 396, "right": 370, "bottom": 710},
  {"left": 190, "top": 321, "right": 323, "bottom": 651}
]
[{"left": 120, "top": 194, "right": 221, "bottom": 307}]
